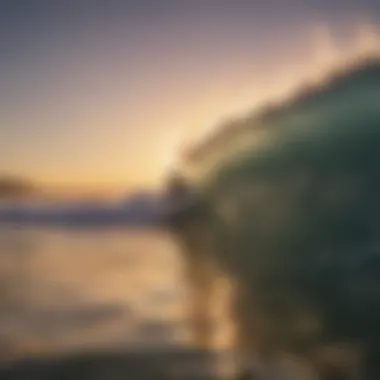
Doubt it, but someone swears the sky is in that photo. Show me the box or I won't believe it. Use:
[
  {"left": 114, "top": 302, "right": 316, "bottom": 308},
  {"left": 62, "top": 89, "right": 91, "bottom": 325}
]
[{"left": 1, "top": 0, "right": 380, "bottom": 195}]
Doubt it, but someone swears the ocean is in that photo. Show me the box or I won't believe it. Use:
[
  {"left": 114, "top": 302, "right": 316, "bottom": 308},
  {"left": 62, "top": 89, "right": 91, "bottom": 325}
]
[{"left": 0, "top": 226, "right": 200, "bottom": 360}]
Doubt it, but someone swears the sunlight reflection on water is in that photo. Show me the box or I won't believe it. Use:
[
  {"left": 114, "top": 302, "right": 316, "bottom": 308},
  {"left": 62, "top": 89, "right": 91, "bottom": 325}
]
[{"left": 0, "top": 227, "right": 200, "bottom": 358}]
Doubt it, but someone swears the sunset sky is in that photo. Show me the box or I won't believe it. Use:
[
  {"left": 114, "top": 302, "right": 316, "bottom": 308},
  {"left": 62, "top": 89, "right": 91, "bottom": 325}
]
[{"left": 1, "top": 0, "right": 380, "bottom": 194}]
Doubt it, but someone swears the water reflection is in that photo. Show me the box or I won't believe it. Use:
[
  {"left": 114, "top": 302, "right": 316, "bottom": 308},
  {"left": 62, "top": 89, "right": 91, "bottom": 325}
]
[{"left": 0, "top": 227, "right": 195, "bottom": 360}]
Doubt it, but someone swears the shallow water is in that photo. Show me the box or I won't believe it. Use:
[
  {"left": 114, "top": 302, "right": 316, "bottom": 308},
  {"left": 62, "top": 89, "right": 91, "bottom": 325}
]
[
  {"left": 0, "top": 225, "right": 235, "bottom": 365},
  {"left": 0, "top": 226, "right": 201, "bottom": 359}
]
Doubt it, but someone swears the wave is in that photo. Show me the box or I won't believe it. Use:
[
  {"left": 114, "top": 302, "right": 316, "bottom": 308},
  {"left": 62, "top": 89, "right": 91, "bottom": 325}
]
[
  {"left": 182, "top": 18, "right": 380, "bottom": 182},
  {"left": 174, "top": 24, "right": 380, "bottom": 377}
]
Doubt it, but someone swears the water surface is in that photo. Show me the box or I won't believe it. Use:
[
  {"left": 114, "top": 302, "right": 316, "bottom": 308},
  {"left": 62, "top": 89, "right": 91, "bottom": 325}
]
[{"left": 0, "top": 226, "right": 195, "bottom": 359}]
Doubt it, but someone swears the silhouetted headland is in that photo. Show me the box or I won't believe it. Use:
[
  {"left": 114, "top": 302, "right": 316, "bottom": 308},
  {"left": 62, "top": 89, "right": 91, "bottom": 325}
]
[{"left": 0, "top": 177, "right": 35, "bottom": 200}]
